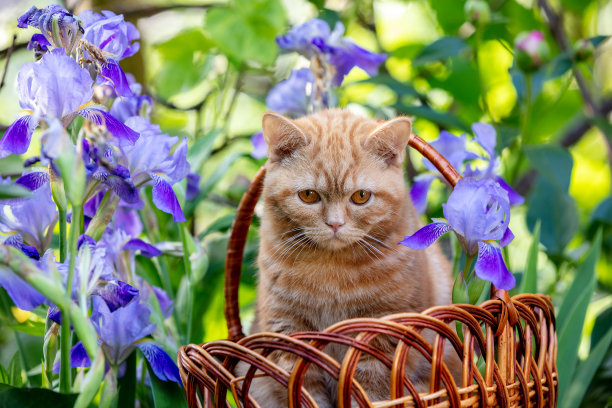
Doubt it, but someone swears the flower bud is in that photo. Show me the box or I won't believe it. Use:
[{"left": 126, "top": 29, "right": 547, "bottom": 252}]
[
  {"left": 514, "top": 30, "right": 550, "bottom": 72},
  {"left": 573, "top": 38, "right": 594, "bottom": 62},
  {"left": 464, "top": 0, "right": 491, "bottom": 25},
  {"left": 18, "top": 6, "right": 83, "bottom": 55}
]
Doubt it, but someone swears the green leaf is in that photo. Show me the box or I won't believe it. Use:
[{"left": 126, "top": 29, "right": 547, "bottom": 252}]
[
  {"left": 589, "top": 35, "right": 609, "bottom": 48},
  {"left": 0, "top": 364, "right": 8, "bottom": 385},
  {"left": 187, "top": 129, "right": 223, "bottom": 172},
  {"left": 556, "top": 230, "right": 602, "bottom": 403},
  {"left": 198, "top": 212, "right": 236, "bottom": 239},
  {"left": 146, "top": 362, "right": 186, "bottom": 408},
  {"left": 393, "top": 104, "right": 470, "bottom": 132},
  {"left": 153, "top": 28, "right": 215, "bottom": 100},
  {"left": 8, "top": 353, "right": 23, "bottom": 387},
  {"left": 561, "top": 317, "right": 612, "bottom": 408},
  {"left": 0, "top": 184, "right": 31, "bottom": 200},
  {"left": 354, "top": 75, "right": 421, "bottom": 98},
  {"left": 526, "top": 177, "right": 579, "bottom": 255},
  {"left": 523, "top": 144, "right": 573, "bottom": 191},
  {"left": 467, "top": 274, "right": 487, "bottom": 305},
  {"left": 205, "top": 0, "right": 286, "bottom": 66},
  {"left": 118, "top": 353, "right": 136, "bottom": 408},
  {"left": 0, "top": 384, "right": 78, "bottom": 407},
  {"left": 521, "top": 220, "right": 540, "bottom": 293},
  {"left": 188, "top": 152, "right": 244, "bottom": 214},
  {"left": 8, "top": 320, "right": 46, "bottom": 337},
  {"left": 74, "top": 349, "right": 105, "bottom": 408},
  {"left": 452, "top": 274, "right": 469, "bottom": 304},
  {"left": 412, "top": 36, "right": 469, "bottom": 66}
]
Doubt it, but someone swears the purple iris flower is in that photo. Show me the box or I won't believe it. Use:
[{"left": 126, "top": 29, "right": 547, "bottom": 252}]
[
  {"left": 410, "top": 123, "right": 524, "bottom": 214},
  {"left": 53, "top": 342, "right": 91, "bottom": 373},
  {"left": 116, "top": 117, "right": 189, "bottom": 222},
  {"left": 186, "top": 173, "right": 201, "bottom": 201},
  {"left": 99, "top": 227, "right": 161, "bottom": 282},
  {"left": 0, "top": 48, "right": 138, "bottom": 158},
  {"left": 276, "top": 19, "right": 386, "bottom": 85},
  {"left": 0, "top": 178, "right": 57, "bottom": 255},
  {"left": 400, "top": 177, "right": 516, "bottom": 290},
  {"left": 27, "top": 33, "right": 51, "bottom": 59},
  {"left": 250, "top": 131, "right": 267, "bottom": 159},
  {"left": 79, "top": 10, "right": 139, "bottom": 61},
  {"left": 266, "top": 68, "right": 313, "bottom": 117},
  {"left": 90, "top": 295, "right": 181, "bottom": 383},
  {"left": 18, "top": 5, "right": 83, "bottom": 55},
  {"left": 409, "top": 131, "right": 478, "bottom": 213},
  {"left": 109, "top": 75, "right": 152, "bottom": 122},
  {"left": 463, "top": 123, "right": 525, "bottom": 206},
  {"left": 0, "top": 250, "right": 55, "bottom": 311}
]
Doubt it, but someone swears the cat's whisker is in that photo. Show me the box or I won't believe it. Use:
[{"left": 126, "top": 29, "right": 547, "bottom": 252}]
[
  {"left": 280, "top": 227, "right": 302, "bottom": 237},
  {"left": 360, "top": 239, "right": 384, "bottom": 259},
  {"left": 355, "top": 239, "right": 378, "bottom": 262},
  {"left": 276, "top": 235, "right": 309, "bottom": 265},
  {"left": 364, "top": 234, "right": 396, "bottom": 252},
  {"left": 269, "top": 233, "right": 305, "bottom": 261}
]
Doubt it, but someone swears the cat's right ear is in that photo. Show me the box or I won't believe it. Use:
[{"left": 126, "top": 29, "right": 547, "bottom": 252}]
[{"left": 262, "top": 112, "right": 309, "bottom": 162}]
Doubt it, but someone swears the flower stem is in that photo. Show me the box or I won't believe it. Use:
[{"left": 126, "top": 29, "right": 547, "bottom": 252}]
[
  {"left": 60, "top": 204, "right": 82, "bottom": 393},
  {"left": 58, "top": 208, "right": 67, "bottom": 263},
  {"left": 178, "top": 225, "right": 194, "bottom": 344}
]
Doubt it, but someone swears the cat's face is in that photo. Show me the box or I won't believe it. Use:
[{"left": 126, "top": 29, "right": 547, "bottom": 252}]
[{"left": 262, "top": 110, "right": 412, "bottom": 252}]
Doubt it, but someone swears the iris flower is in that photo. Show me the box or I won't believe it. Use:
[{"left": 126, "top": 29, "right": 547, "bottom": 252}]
[
  {"left": 266, "top": 68, "right": 314, "bottom": 118},
  {"left": 18, "top": 5, "right": 83, "bottom": 55},
  {"left": 410, "top": 123, "right": 524, "bottom": 214},
  {"left": 276, "top": 18, "right": 386, "bottom": 85},
  {"left": 0, "top": 48, "right": 138, "bottom": 159},
  {"left": 400, "top": 177, "right": 516, "bottom": 290},
  {"left": 90, "top": 295, "right": 181, "bottom": 383}
]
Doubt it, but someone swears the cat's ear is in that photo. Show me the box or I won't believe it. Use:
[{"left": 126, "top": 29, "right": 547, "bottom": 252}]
[
  {"left": 262, "top": 112, "right": 310, "bottom": 162},
  {"left": 364, "top": 117, "right": 412, "bottom": 166}
]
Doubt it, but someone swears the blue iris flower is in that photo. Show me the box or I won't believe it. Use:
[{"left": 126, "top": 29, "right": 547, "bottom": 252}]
[
  {"left": 0, "top": 48, "right": 138, "bottom": 159},
  {"left": 400, "top": 177, "right": 516, "bottom": 290},
  {"left": 409, "top": 123, "right": 524, "bottom": 214}
]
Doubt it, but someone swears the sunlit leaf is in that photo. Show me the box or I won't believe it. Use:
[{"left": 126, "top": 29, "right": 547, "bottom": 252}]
[
  {"left": 412, "top": 36, "right": 469, "bottom": 66},
  {"left": 205, "top": 0, "right": 286, "bottom": 66},
  {"left": 561, "top": 308, "right": 612, "bottom": 408},
  {"left": 556, "top": 230, "right": 601, "bottom": 402},
  {"left": 521, "top": 220, "right": 540, "bottom": 294}
]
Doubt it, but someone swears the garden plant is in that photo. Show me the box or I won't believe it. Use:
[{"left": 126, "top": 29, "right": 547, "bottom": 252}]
[{"left": 0, "top": 0, "right": 611, "bottom": 406}]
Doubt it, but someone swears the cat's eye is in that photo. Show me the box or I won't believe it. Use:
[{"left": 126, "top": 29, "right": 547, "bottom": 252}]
[
  {"left": 351, "top": 190, "right": 371, "bottom": 205},
  {"left": 298, "top": 190, "right": 320, "bottom": 203}
]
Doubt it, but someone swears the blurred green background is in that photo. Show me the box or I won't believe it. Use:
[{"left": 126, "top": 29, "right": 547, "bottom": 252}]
[{"left": 1, "top": 0, "right": 611, "bottom": 406}]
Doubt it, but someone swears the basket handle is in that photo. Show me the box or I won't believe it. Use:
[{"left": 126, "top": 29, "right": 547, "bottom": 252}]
[{"left": 224, "top": 133, "right": 505, "bottom": 341}]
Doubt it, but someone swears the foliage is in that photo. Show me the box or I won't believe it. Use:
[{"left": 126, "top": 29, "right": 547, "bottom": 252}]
[{"left": 0, "top": 0, "right": 611, "bottom": 407}]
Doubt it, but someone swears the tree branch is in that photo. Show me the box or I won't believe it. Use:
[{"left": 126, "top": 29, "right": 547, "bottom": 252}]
[{"left": 0, "top": 35, "right": 18, "bottom": 91}]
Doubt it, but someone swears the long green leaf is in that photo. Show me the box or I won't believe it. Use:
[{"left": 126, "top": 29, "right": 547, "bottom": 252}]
[
  {"left": 561, "top": 320, "right": 612, "bottom": 408},
  {"left": 0, "top": 384, "right": 78, "bottom": 408},
  {"left": 556, "top": 230, "right": 602, "bottom": 403},
  {"left": 8, "top": 353, "right": 23, "bottom": 388},
  {"left": 146, "top": 363, "right": 186, "bottom": 408},
  {"left": 0, "top": 184, "right": 31, "bottom": 199},
  {"left": 522, "top": 220, "right": 540, "bottom": 293},
  {"left": 0, "top": 364, "right": 8, "bottom": 385},
  {"left": 187, "top": 129, "right": 223, "bottom": 172}
]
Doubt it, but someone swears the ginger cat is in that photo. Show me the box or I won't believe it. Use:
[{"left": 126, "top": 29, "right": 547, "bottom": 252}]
[{"left": 247, "top": 109, "right": 455, "bottom": 406}]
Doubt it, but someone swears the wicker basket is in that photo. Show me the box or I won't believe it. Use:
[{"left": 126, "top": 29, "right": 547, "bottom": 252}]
[{"left": 178, "top": 133, "right": 558, "bottom": 407}]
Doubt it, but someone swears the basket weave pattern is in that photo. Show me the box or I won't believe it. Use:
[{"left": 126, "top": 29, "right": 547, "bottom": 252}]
[{"left": 178, "top": 134, "right": 558, "bottom": 407}]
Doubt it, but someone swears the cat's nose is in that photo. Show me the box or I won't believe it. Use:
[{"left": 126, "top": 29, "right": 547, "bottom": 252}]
[{"left": 326, "top": 220, "right": 345, "bottom": 233}]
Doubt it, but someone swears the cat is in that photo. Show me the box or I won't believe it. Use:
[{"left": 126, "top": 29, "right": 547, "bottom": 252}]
[{"left": 244, "top": 109, "right": 456, "bottom": 407}]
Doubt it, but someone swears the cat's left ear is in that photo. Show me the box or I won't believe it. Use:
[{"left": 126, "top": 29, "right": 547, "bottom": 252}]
[{"left": 364, "top": 117, "right": 412, "bottom": 166}]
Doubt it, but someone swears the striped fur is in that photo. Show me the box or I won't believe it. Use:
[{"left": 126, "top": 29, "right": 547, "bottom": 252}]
[{"left": 246, "top": 109, "right": 454, "bottom": 406}]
